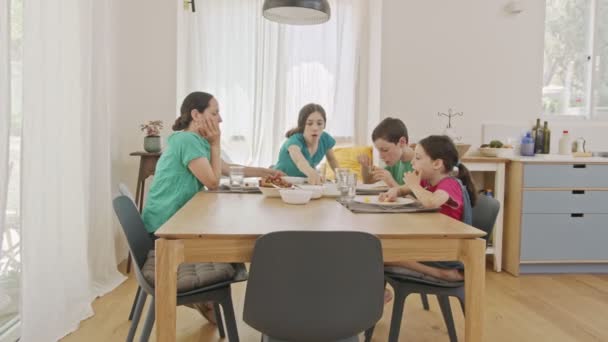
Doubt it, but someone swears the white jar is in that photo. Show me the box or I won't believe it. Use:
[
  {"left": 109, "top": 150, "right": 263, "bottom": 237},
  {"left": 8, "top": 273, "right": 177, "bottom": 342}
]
[{"left": 558, "top": 130, "right": 571, "bottom": 155}]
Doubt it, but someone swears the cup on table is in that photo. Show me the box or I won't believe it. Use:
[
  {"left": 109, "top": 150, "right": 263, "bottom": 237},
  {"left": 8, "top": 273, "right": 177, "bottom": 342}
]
[
  {"left": 229, "top": 165, "right": 245, "bottom": 189},
  {"left": 335, "top": 168, "right": 350, "bottom": 185},
  {"left": 337, "top": 170, "right": 357, "bottom": 203}
]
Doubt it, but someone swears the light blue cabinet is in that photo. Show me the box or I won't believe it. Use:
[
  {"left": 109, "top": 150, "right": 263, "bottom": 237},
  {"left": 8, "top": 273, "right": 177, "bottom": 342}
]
[{"left": 505, "top": 161, "right": 608, "bottom": 275}]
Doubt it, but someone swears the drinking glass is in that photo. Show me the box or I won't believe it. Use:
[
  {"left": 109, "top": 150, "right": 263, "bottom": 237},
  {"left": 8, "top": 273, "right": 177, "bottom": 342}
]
[{"left": 229, "top": 166, "right": 245, "bottom": 189}]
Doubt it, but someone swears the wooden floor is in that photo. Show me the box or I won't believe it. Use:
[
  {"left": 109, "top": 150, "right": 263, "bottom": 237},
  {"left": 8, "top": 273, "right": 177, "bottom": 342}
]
[{"left": 61, "top": 264, "right": 608, "bottom": 342}]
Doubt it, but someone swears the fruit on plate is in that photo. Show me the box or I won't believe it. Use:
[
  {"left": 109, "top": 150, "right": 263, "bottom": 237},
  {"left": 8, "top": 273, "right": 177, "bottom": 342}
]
[{"left": 259, "top": 174, "right": 292, "bottom": 188}]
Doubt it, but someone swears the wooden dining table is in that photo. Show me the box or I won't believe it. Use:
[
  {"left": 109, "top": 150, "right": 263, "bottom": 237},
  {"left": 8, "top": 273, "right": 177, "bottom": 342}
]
[{"left": 154, "top": 192, "right": 487, "bottom": 341}]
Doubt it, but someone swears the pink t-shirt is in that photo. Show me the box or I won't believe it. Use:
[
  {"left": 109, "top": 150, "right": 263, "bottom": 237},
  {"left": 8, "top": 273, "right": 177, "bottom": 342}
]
[{"left": 421, "top": 177, "right": 463, "bottom": 221}]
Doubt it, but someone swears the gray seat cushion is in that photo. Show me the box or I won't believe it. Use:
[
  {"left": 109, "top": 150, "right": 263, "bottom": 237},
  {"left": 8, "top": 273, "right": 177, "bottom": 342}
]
[
  {"left": 142, "top": 250, "right": 236, "bottom": 293},
  {"left": 384, "top": 266, "right": 463, "bottom": 288}
]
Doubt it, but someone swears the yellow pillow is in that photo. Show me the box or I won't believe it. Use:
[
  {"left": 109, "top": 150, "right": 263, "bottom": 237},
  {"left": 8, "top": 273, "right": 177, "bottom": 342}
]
[{"left": 324, "top": 146, "right": 373, "bottom": 181}]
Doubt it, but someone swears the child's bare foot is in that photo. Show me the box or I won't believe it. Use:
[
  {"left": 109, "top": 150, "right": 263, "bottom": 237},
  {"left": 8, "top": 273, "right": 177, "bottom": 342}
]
[
  {"left": 187, "top": 302, "right": 218, "bottom": 325},
  {"left": 438, "top": 269, "right": 464, "bottom": 282},
  {"left": 384, "top": 289, "right": 393, "bottom": 304},
  {"left": 201, "top": 302, "right": 217, "bottom": 325}
]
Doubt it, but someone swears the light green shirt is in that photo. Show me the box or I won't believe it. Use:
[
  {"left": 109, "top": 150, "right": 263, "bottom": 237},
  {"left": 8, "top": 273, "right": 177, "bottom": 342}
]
[
  {"left": 142, "top": 131, "right": 210, "bottom": 233},
  {"left": 385, "top": 160, "right": 413, "bottom": 186}
]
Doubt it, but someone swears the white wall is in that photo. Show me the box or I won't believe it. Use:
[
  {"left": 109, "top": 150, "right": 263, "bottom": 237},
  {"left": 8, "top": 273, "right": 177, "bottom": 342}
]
[
  {"left": 379, "top": 0, "right": 547, "bottom": 146},
  {"left": 109, "top": 0, "right": 179, "bottom": 261}
]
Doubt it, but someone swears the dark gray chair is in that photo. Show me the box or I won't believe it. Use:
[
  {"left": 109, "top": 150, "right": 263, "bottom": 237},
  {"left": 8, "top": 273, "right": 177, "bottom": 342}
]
[
  {"left": 113, "top": 195, "right": 247, "bottom": 342},
  {"left": 118, "top": 183, "right": 144, "bottom": 322},
  {"left": 365, "top": 195, "right": 500, "bottom": 342},
  {"left": 243, "top": 231, "right": 385, "bottom": 342}
]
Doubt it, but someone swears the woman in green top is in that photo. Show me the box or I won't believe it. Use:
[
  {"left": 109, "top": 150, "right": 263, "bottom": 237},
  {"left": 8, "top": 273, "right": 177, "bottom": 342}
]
[
  {"left": 273, "top": 103, "right": 340, "bottom": 184},
  {"left": 358, "top": 117, "right": 414, "bottom": 187},
  {"left": 142, "top": 92, "right": 223, "bottom": 234},
  {"left": 142, "top": 91, "right": 280, "bottom": 325}
]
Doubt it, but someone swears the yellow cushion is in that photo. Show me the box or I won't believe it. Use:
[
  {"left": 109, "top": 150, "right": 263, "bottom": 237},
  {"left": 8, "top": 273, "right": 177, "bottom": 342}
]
[{"left": 324, "top": 146, "right": 373, "bottom": 181}]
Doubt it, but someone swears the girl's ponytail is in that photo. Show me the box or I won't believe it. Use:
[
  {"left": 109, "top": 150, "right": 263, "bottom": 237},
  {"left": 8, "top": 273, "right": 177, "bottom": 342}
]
[{"left": 455, "top": 163, "right": 477, "bottom": 207}]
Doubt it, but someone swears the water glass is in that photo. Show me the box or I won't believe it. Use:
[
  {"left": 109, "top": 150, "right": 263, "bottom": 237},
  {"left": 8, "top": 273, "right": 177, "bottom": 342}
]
[
  {"left": 338, "top": 171, "right": 357, "bottom": 203},
  {"left": 335, "top": 168, "right": 350, "bottom": 185},
  {"left": 229, "top": 165, "right": 245, "bottom": 189}
]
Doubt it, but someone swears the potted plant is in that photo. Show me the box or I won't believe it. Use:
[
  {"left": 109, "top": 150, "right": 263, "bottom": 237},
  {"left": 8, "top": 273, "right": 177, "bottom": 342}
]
[{"left": 140, "top": 120, "right": 163, "bottom": 152}]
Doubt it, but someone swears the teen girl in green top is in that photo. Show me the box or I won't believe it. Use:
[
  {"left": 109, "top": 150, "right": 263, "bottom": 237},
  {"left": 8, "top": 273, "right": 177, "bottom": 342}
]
[{"left": 273, "top": 103, "right": 340, "bottom": 184}]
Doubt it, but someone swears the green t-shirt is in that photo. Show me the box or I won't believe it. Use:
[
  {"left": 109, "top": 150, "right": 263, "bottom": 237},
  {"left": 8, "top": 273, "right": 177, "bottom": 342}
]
[
  {"left": 385, "top": 160, "right": 414, "bottom": 186},
  {"left": 142, "top": 131, "right": 211, "bottom": 233},
  {"left": 274, "top": 132, "right": 336, "bottom": 177}
]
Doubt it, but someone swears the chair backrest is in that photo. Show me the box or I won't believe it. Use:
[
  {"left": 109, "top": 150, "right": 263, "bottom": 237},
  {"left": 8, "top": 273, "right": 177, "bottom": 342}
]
[
  {"left": 118, "top": 182, "right": 135, "bottom": 202},
  {"left": 112, "top": 195, "right": 155, "bottom": 287},
  {"left": 243, "top": 231, "right": 384, "bottom": 341},
  {"left": 472, "top": 195, "right": 500, "bottom": 242}
]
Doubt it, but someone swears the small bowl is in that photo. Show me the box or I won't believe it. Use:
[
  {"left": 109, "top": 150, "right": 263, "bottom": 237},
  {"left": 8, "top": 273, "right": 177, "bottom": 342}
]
[
  {"left": 297, "top": 185, "right": 324, "bottom": 199},
  {"left": 259, "top": 186, "right": 281, "bottom": 198},
  {"left": 456, "top": 144, "right": 471, "bottom": 158},
  {"left": 279, "top": 189, "right": 312, "bottom": 205},
  {"left": 497, "top": 148, "right": 514, "bottom": 158}
]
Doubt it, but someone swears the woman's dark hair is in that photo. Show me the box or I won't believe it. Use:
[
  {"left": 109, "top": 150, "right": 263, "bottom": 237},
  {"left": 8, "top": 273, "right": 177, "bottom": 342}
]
[
  {"left": 285, "top": 103, "right": 327, "bottom": 138},
  {"left": 418, "top": 135, "right": 477, "bottom": 206},
  {"left": 371, "top": 117, "right": 409, "bottom": 144},
  {"left": 173, "top": 92, "right": 215, "bottom": 131}
]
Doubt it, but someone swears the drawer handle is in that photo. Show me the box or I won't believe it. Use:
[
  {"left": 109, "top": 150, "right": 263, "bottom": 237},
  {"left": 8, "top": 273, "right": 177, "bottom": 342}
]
[
  {"left": 571, "top": 213, "right": 584, "bottom": 218},
  {"left": 573, "top": 164, "right": 587, "bottom": 169},
  {"left": 572, "top": 190, "right": 585, "bottom": 195}
]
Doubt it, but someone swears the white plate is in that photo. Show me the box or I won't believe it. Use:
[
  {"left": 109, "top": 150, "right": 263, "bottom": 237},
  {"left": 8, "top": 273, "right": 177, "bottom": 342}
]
[
  {"left": 353, "top": 196, "right": 415, "bottom": 206},
  {"left": 282, "top": 176, "right": 307, "bottom": 185},
  {"left": 356, "top": 181, "right": 388, "bottom": 191}
]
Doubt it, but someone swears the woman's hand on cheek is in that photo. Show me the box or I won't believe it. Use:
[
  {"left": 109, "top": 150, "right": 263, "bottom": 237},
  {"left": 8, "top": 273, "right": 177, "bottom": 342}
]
[{"left": 202, "top": 117, "right": 221, "bottom": 146}]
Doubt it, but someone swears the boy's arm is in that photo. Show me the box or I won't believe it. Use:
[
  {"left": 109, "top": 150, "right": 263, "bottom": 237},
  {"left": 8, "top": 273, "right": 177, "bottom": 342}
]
[{"left": 358, "top": 154, "right": 375, "bottom": 184}]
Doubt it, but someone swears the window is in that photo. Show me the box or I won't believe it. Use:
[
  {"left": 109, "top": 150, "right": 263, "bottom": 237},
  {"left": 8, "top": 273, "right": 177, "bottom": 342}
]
[
  {"left": 542, "top": 0, "right": 608, "bottom": 118},
  {"left": 0, "top": 0, "right": 22, "bottom": 340},
  {"left": 177, "top": 0, "right": 363, "bottom": 166}
]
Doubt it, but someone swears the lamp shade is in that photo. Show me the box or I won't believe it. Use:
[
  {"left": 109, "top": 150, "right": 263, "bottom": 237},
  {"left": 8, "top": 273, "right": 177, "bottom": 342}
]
[{"left": 262, "top": 0, "right": 331, "bottom": 25}]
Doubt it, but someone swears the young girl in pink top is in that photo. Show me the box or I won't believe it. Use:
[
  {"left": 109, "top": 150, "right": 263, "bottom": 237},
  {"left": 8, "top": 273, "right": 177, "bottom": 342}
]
[{"left": 380, "top": 135, "right": 477, "bottom": 284}]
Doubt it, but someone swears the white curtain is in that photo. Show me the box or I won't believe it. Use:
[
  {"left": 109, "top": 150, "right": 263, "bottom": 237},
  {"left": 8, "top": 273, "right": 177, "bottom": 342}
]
[
  {"left": 20, "top": 0, "right": 126, "bottom": 340},
  {"left": 177, "top": 0, "right": 364, "bottom": 167},
  {"left": 0, "top": 0, "right": 10, "bottom": 253}
]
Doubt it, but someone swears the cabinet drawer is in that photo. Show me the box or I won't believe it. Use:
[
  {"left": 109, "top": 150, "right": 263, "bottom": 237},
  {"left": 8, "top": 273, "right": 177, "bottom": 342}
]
[
  {"left": 523, "top": 164, "right": 608, "bottom": 188},
  {"left": 520, "top": 214, "right": 608, "bottom": 261},
  {"left": 523, "top": 191, "right": 608, "bottom": 214}
]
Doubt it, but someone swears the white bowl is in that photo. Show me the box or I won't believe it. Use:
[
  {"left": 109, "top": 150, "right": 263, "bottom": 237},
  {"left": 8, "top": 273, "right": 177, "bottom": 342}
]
[
  {"left": 259, "top": 186, "right": 281, "bottom": 198},
  {"left": 282, "top": 176, "right": 307, "bottom": 185},
  {"left": 296, "top": 185, "right": 324, "bottom": 199},
  {"left": 479, "top": 147, "right": 500, "bottom": 157},
  {"left": 279, "top": 189, "right": 312, "bottom": 204},
  {"left": 497, "top": 148, "right": 515, "bottom": 158}
]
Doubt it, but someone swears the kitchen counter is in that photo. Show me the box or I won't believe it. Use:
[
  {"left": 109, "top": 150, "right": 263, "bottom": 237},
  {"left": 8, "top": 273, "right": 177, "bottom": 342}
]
[{"left": 510, "top": 155, "right": 608, "bottom": 163}]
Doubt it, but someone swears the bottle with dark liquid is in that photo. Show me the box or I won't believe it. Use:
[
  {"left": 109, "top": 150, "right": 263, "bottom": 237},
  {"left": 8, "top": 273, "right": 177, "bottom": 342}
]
[{"left": 542, "top": 121, "right": 551, "bottom": 154}]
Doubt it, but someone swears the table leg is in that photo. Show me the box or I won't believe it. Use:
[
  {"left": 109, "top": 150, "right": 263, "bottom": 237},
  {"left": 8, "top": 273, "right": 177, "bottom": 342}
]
[
  {"left": 493, "top": 163, "right": 505, "bottom": 272},
  {"left": 155, "top": 238, "right": 184, "bottom": 341},
  {"left": 462, "top": 238, "right": 485, "bottom": 342}
]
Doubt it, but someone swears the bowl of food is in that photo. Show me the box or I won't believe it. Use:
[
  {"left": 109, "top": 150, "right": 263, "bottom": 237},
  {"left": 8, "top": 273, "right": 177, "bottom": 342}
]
[
  {"left": 258, "top": 175, "right": 292, "bottom": 197},
  {"left": 279, "top": 189, "right": 313, "bottom": 205},
  {"left": 479, "top": 140, "right": 513, "bottom": 158}
]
